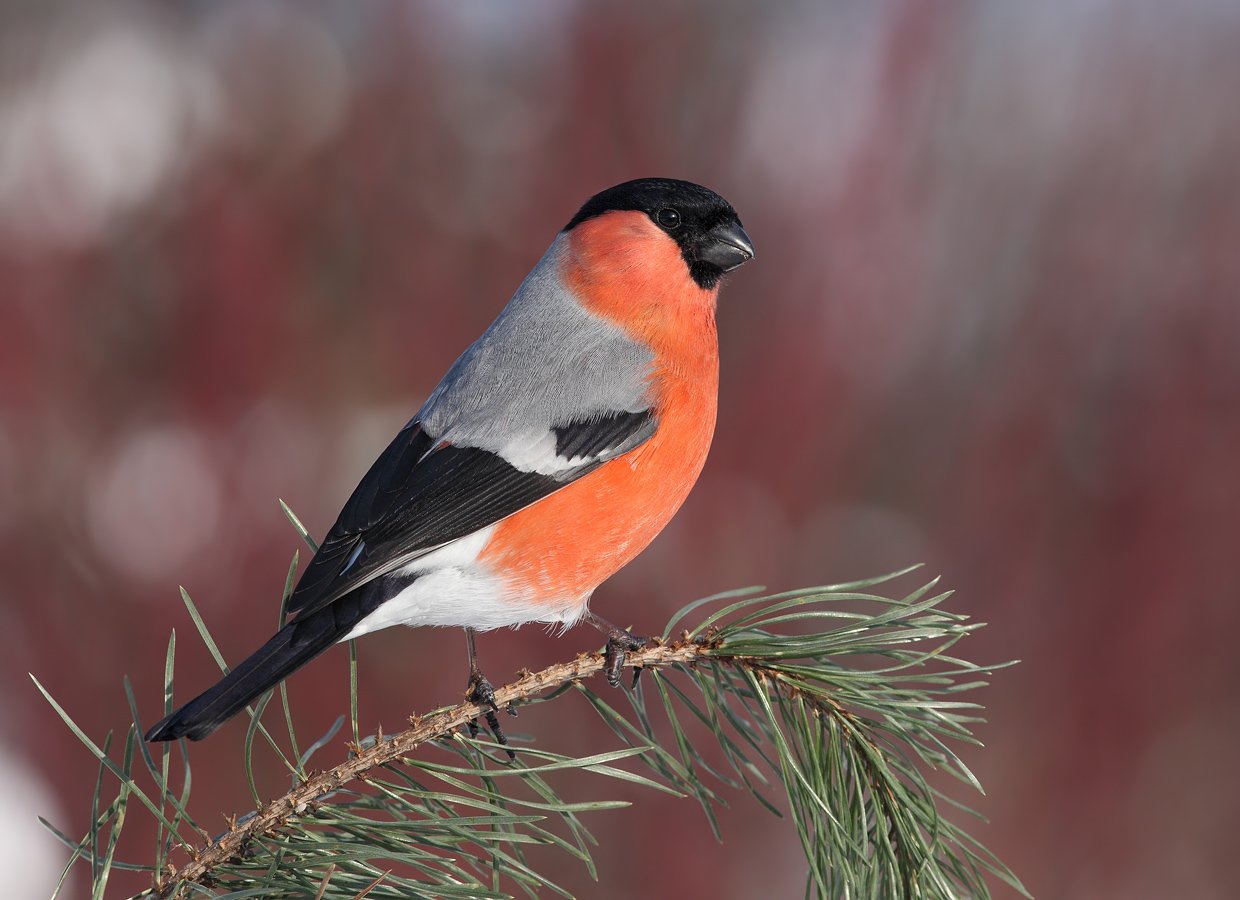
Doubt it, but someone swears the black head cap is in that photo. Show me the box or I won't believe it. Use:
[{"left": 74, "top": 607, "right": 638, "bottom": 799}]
[{"left": 565, "top": 178, "right": 754, "bottom": 290}]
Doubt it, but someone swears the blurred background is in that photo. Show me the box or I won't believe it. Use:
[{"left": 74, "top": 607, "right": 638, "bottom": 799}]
[{"left": 3, "top": 1, "right": 1239, "bottom": 896}]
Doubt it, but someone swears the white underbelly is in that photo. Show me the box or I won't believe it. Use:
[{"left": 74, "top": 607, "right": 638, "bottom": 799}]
[{"left": 339, "top": 526, "right": 587, "bottom": 639}]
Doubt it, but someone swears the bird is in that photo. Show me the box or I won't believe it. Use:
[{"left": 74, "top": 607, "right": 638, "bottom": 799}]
[{"left": 145, "top": 177, "right": 753, "bottom": 745}]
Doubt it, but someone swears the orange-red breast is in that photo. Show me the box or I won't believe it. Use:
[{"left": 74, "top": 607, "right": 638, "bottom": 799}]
[{"left": 147, "top": 178, "right": 753, "bottom": 743}]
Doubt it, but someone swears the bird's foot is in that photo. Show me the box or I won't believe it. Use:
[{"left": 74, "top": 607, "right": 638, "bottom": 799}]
[
  {"left": 604, "top": 629, "right": 651, "bottom": 689},
  {"left": 466, "top": 670, "right": 516, "bottom": 760}
]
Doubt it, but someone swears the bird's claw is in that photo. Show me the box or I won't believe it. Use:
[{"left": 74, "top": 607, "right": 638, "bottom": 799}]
[
  {"left": 604, "top": 630, "right": 649, "bottom": 689},
  {"left": 466, "top": 671, "right": 516, "bottom": 759}
]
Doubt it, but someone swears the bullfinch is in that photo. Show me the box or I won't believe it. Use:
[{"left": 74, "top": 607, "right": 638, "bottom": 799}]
[{"left": 146, "top": 178, "right": 753, "bottom": 744}]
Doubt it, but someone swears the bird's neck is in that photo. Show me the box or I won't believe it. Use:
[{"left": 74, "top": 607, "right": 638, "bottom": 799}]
[{"left": 558, "top": 226, "right": 721, "bottom": 368}]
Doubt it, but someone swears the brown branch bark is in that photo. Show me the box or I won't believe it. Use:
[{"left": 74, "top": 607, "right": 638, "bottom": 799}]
[{"left": 155, "top": 638, "right": 709, "bottom": 897}]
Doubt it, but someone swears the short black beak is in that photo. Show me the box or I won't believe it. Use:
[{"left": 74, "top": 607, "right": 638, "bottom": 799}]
[{"left": 696, "top": 221, "right": 755, "bottom": 272}]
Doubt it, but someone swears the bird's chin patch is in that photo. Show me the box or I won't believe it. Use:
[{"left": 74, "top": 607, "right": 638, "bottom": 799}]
[{"left": 687, "top": 260, "right": 725, "bottom": 291}]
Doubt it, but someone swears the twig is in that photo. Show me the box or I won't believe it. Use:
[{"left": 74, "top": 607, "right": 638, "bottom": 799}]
[{"left": 155, "top": 638, "right": 707, "bottom": 897}]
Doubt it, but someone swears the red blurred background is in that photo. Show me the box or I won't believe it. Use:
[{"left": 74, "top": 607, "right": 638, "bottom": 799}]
[{"left": 4, "top": 2, "right": 1239, "bottom": 897}]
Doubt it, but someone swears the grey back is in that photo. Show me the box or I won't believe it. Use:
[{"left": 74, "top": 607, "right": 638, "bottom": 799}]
[{"left": 418, "top": 234, "right": 656, "bottom": 473}]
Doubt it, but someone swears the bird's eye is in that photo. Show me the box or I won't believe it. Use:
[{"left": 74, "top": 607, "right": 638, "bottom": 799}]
[{"left": 656, "top": 208, "right": 681, "bottom": 230}]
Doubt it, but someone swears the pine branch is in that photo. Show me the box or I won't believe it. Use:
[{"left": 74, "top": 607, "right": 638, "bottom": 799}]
[
  {"left": 157, "top": 638, "right": 705, "bottom": 895},
  {"left": 36, "top": 564, "right": 1030, "bottom": 899}
]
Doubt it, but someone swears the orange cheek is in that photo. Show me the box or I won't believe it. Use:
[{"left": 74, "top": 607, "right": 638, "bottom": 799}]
[{"left": 563, "top": 211, "right": 718, "bottom": 356}]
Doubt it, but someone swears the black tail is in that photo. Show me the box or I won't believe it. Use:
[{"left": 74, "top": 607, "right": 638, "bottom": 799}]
[{"left": 145, "top": 605, "right": 351, "bottom": 742}]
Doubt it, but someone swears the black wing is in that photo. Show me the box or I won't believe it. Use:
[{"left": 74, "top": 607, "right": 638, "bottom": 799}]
[
  {"left": 284, "top": 410, "right": 657, "bottom": 622},
  {"left": 553, "top": 409, "right": 654, "bottom": 459}
]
